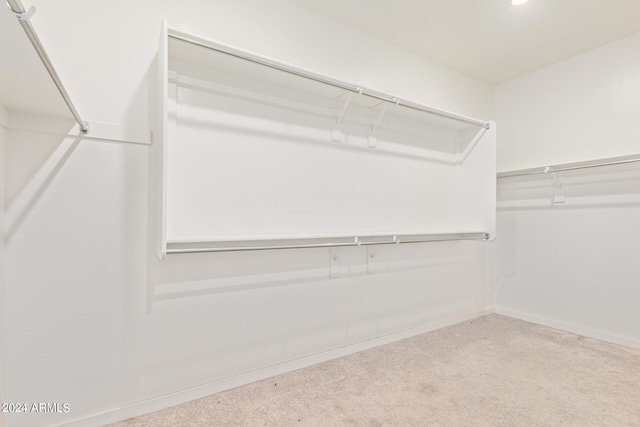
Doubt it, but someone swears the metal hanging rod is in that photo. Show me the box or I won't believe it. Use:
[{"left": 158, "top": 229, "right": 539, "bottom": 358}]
[
  {"left": 165, "top": 232, "right": 489, "bottom": 254},
  {"left": 497, "top": 155, "right": 640, "bottom": 179},
  {"left": 6, "top": 0, "right": 89, "bottom": 133},
  {"left": 167, "top": 28, "right": 489, "bottom": 129}
]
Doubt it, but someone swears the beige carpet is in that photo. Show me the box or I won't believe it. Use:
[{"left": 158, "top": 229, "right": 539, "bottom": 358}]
[{"left": 110, "top": 315, "right": 640, "bottom": 426}]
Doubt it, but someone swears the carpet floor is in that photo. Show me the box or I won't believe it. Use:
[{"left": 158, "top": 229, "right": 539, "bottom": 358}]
[{"left": 110, "top": 314, "right": 640, "bottom": 426}]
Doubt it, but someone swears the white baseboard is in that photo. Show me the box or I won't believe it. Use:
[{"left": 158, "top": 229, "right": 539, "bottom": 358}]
[
  {"left": 53, "top": 307, "right": 640, "bottom": 426},
  {"left": 495, "top": 307, "right": 640, "bottom": 350},
  {"left": 61, "top": 307, "right": 493, "bottom": 426}
]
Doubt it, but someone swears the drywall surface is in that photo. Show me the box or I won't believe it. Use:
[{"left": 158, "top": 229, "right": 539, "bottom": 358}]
[
  {"left": 494, "top": 32, "right": 640, "bottom": 172},
  {"left": 163, "top": 43, "right": 496, "bottom": 243},
  {"left": 29, "top": 1, "right": 492, "bottom": 128},
  {"left": 3, "top": 1, "right": 492, "bottom": 426},
  {"left": 0, "top": 106, "right": 7, "bottom": 427},
  {"left": 494, "top": 167, "right": 640, "bottom": 348},
  {"left": 493, "top": 33, "right": 640, "bottom": 347}
]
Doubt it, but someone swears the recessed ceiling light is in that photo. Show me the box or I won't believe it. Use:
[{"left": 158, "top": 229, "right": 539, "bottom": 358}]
[{"left": 509, "top": 0, "right": 531, "bottom": 5}]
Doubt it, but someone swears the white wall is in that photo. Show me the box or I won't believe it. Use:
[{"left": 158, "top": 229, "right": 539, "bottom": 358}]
[
  {"left": 0, "top": 104, "right": 7, "bottom": 427},
  {"left": 30, "top": 0, "right": 491, "bottom": 129},
  {"left": 493, "top": 33, "right": 640, "bottom": 348},
  {"left": 494, "top": 32, "right": 640, "bottom": 172},
  {"left": 3, "top": 1, "right": 493, "bottom": 426}
]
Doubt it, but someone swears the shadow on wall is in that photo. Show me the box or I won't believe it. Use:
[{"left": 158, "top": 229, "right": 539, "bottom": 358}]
[
  {"left": 5, "top": 126, "right": 81, "bottom": 243},
  {"left": 144, "top": 240, "right": 484, "bottom": 312},
  {"left": 144, "top": 44, "right": 492, "bottom": 313},
  {"left": 497, "top": 163, "right": 640, "bottom": 211},
  {"left": 493, "top": 161, "right": 640, "bottom": 315}
]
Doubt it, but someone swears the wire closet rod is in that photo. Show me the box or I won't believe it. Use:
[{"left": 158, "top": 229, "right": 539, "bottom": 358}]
[
  {"left": 497, "top": 155, "right": 640, "bottom": 179},
  {"left": 166, "top": 232, "right": 489, "bottom": 254},
  {"left": 7, "top": 0, "right": 88, "bottom": 133},
  {"left": 167, "top": 29, "right": 490, "bottom": 129}
]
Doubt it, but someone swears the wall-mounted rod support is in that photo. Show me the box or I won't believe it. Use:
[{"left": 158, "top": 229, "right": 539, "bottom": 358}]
[
  {"left": 335, "top": 91, "right": 355, "bottom": 126},
  {"left": 370, "top": 102, "right": 390, "bottom": 135},
  {"left": 167, "top": 29, "right": 489, "bottom": 129},
  {"left": 459, "top": 125, "right": 488, "bottom": 163},
  {"left": 7, "top": 0, "right": 89, "bottom": 133},
  {"left": 367, "top": 101, "right": 393, "bottom": 148},
  {"left": 544, "top": 167, "right": 563, "bottom": 188},
  {"left": 165, "top": 232, "right": 489, "bottom": 254},
  {"left": 497, "top": 155, "right": 640, "bottom": 179}
]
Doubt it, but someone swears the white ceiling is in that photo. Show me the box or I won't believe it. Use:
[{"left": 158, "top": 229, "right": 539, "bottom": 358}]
[
  {"left": 287, "top": 0, "right": 640, "bottom": 85},
  {"left": 2, "top": 0, "right": 640, "bottom": 118}
]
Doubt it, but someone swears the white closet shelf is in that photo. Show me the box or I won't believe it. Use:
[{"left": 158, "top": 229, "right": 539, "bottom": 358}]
[
  {"left": 166, "top": 232, "right": 489, "bottom": 254},
  {"left": 6, "top": 0, "right": 88, "bottom": 133},
  {"left": 497, "top": 154, "right": 640, "bottom": 178},
  {"left": 167, "top": 28, "right": 490, "bottom": 130},
  {"left": 156, "top": 24, "right": 496, "bottom": 258}
]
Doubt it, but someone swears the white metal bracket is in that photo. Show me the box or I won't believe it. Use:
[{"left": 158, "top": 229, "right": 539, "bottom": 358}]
[
  {"left": 554, "top": 188, "right": 565, "bottom": 204},
  {"left": 10, "top": 5, "right": 36, "bottom": 21},
  {"left": 366, "top": 246, "right": 380, "bottom": 274},
  {"left": 368, "top": 98, "right": 397, "bottom": 148},
  {"left": 332, "top": 88, "right": 361, "bottom": 143},
  {"left": 545, "top": 167, "right": 565, "bottom": 204},
  {"left": 330, "top": 247, "right": 343, "bottom": 278},
  {"left": 458, "top": 125, "right": 488, "bottom": 163}
]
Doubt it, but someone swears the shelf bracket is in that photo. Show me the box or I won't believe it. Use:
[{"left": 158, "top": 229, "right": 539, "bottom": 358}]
[
  {"left": 366, "top": 246, "right": 380, "bottom": 274},
  {"left": 330, "top": 247, "right": 343, "bottom": 278},
  {"left": 545, "top": 167, "right": 565, "bottom": 204},
  {"left": 10, "top": 4, "right": 36, "bottom": 20},
  {"left": 332, "top": 88, "right": 361, "bottom": 142},
  {"left": 458, "top": 126, "right": 488, "bottom": 163},
  {"left": 368, "top": 98, "right": 396, "bottom": 148}
]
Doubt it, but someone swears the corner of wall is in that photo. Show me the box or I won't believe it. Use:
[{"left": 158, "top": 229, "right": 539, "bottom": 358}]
[
  {"left": 0, "top": 104, "right": 8, "bottom": 128},
  {"left": 0, "top": 103, "right": 7, "bottom": 427}
]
